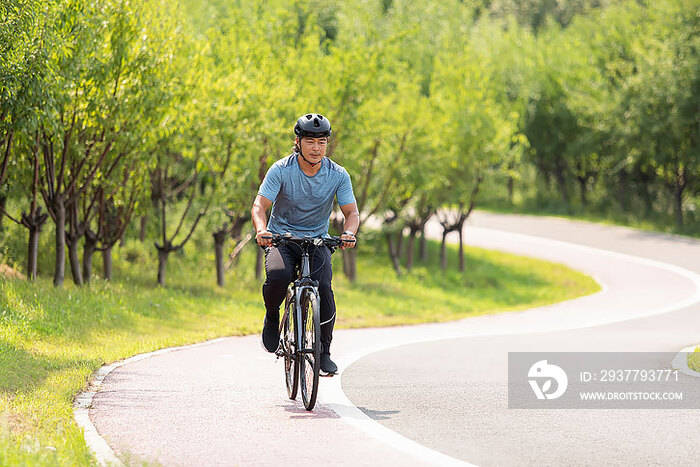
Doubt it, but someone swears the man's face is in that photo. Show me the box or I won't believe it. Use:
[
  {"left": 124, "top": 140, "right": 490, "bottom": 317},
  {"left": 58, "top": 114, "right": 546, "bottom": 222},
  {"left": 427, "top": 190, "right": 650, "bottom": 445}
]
[{"left": 298, "top": 136, "right": 328, "bottom": 164}]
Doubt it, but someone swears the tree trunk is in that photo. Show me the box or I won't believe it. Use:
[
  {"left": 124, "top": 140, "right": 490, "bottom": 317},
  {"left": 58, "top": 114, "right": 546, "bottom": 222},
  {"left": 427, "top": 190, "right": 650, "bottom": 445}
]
[
  {"left": 82, "top": 238, "right": 96, "bottom": 284},
  {"left": 27, "top": 227, "right": 40, "bottom": 281},
  {"left": 255, "top": 246, "right": 264, "bottom": 279},
  {"left": 342, "top": 249, "right": 351, "bottom": 278},
  {"left": 395, "top": 230, "right": 404, "bottom": 265},
  {"left": 578, "top": 176, "right": 587, "bottom": 207},
  {"left": 53, "top": 200, "right": 66, "bottom": 287},
  {"left": 342, "top": 248, "right": 357, "bottom": 282},
  {"left": 420, "top": 228, "right": 428, "bottom": 262},
  {"left": 213, "top": 230, "right": 226, "bottom": 287},
  {"left": 331, "top": 215, "right": 356, "bottom": 281},
  {"left": 458, "top": 226, "right": 465, "bottom": 272},
  {"left": 507, "top": 177, "right": 514, "bottom": 205},
  {"left": 67, "top": 238, "right": 83, "bottom": 286},
  {"left": 386, "top": 232, "right": 401, "bottom": 276},
  {"left": 102, "top": 246, "right": 113, "bottom": 281},
  {"left": 553, "top": 160, "right": 569, "bottom": 205},
  {"left": 617, "top": 170, "right": 628, "bottom": 212},
  {"left": 406, "top": 231, "right": 417, "bottom": 270},
  {"left": 24, "top": 209, "right": 47, "bottom": 281},
  {"left": 0, "top": 194, "right": 5, "bottom": 232},
  {"left": 157, "top": 248, "right": 169, "bottom": 286},
  {"left": 440, "top": 230, "right": 448, "bottom": 271},
  {"left": 641, "top": 186, "right": 654, "bottom": 216},
  {"left": 674, "top": 179, "right": 684, "bottom": 229},
  {"left": 139, "top": 215, "right": 147, "bottom": 242}
]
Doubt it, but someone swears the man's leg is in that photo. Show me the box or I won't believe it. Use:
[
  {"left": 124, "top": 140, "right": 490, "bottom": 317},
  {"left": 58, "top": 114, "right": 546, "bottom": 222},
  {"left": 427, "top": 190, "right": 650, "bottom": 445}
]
[
  {"left": 261, "top": 245, "right": 296, "bottom": 352},
  {"left": 311, "top": 245, "right": 337, "bottom": 373}
]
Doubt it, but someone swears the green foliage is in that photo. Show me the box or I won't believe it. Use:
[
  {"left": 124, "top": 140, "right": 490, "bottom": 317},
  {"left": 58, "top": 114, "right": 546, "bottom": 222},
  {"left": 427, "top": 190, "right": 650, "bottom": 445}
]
[
  {"left": 480, "top": 0, "right": 699, "bottom": 232},
  {"left": 3, "top": 0, "right": 697, "bottom": 288}
]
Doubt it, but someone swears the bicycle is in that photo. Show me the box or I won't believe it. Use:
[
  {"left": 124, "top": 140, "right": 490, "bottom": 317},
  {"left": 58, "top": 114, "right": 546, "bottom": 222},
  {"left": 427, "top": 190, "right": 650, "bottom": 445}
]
[{"left": 262, "top": 234, "right": 354, "bottom": 411}]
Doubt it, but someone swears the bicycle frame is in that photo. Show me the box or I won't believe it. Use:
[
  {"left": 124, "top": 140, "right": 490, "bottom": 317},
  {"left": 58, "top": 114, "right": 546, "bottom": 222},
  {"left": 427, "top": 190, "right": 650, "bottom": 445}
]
[
  {"left": 292, "top": 246, "right": 319, "bottom": 358},
  {"left": 277, "top": 240, "right": 320, "bottom": 360}
]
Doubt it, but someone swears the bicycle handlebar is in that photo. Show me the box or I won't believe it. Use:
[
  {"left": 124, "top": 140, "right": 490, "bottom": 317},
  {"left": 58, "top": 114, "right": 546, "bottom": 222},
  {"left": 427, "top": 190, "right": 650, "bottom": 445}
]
[{"left": 260, "top": 234, "right": 355, "bottom": 248}]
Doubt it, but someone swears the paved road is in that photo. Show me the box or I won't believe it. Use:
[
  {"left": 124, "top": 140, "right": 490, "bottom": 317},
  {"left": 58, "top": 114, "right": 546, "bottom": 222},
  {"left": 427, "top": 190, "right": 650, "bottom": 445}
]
[
  {"left": 343, "top": 213, "right": 700, "bottom": 466},
  {"left": 87, "top": 212, "right": 700, "bottom": 466}
]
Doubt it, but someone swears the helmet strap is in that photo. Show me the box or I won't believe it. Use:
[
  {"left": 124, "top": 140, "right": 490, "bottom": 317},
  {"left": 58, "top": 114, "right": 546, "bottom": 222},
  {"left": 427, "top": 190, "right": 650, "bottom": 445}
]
[{"left": 298, "top": 144, "right": 323, "bottom": 167}]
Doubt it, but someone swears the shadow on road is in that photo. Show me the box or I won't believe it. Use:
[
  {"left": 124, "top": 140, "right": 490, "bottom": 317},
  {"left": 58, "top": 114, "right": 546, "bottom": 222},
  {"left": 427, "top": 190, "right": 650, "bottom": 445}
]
[
  {"left": 279, "top": 401, "right": 340, "bottom": 419},
  {"left": 357, "top": 406, "right": 400, "bottom": 420}
]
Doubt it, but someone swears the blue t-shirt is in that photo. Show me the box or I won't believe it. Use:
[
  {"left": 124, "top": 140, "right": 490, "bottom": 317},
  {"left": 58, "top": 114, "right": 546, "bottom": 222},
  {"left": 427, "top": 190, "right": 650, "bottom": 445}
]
[{"left": 258, "top": 153, "right": 356, "bottom": 237}]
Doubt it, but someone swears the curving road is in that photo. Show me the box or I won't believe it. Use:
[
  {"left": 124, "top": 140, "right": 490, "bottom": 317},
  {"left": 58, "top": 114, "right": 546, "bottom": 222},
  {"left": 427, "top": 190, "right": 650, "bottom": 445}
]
[{"left": 85, "top": 212, "right": 700, "bottom": 466}]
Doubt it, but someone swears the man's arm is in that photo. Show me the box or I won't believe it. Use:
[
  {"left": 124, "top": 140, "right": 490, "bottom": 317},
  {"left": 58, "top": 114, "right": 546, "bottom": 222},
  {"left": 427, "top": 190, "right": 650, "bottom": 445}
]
[
  {"left": 252, "top": 194, "right": 273, "bottom": 246},
  {"left": 339, "top": 202, "right": 360, "bottom": 249}
]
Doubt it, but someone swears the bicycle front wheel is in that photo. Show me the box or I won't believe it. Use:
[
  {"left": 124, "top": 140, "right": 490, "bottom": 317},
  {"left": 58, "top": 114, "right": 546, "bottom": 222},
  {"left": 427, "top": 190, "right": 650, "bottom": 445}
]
[
  {"left": 299, "top": 291, "right": 321, "bottom": 411},
  {"left": 283, "top": 299, "right": 299, "bottom": 400}
]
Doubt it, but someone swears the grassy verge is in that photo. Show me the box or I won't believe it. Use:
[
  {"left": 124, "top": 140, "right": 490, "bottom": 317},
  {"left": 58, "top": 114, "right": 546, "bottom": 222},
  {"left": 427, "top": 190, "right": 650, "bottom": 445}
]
[
  {"left": 0, "top": 230, "right": 599, "bottom": 465},
  {"left": 689, "top": 347, "right": 700, "bottom": 373}
]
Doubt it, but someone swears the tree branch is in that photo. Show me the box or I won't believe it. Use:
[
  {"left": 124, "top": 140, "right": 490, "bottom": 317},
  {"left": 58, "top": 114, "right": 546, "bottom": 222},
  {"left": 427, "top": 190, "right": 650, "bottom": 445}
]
[
  {"left": 41, "top": 131, "right": 55, "bottom": 198},
  {"left": 171, "top": 165, "right": 198, "bottom": 241},
  {"left": 173, "top": 207, "right": 206, "bottom": 251},
  {"left": 0, "top": 206, "right": 21, "bottom": 225},
  {"left": 57, "top": 111, "right": 77, "bottom": 190},
  {"left": 160, "top": 158, "right": 167, "bottom": 247},
  {"left": 30, "top": 134, "right": 41, "bottom": 216},
  {"left": 0, "top": 129, "right": 12, "bottom": 188},
  {"left": 169, "top": 170, "right": 197, "bottom": 197},
  {"left": 225, "top": 233, "right": 254, "bottom": 271},
  {"left": 66, "top": 140, "right": 114, "bottom": 206},
  {"left": 173, "top": 162, "right": 218, "bottom": 251}
]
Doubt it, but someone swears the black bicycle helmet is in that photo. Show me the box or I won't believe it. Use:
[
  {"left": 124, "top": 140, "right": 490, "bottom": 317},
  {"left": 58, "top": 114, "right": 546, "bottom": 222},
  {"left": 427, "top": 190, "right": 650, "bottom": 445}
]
[{"left": 293, "top": 113, "right": 332, "bottom": 138}]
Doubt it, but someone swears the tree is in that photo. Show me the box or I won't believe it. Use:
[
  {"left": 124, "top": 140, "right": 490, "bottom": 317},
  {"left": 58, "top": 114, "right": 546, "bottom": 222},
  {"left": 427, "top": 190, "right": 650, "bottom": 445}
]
[
  {"left": 431, "top": 37, "right": 516, "bottom": 271},
  {"left": 0, "top": 0, "right": 53, "bottom": 274},
  {"left": 620, "top": 1, "right": 699, "bottom": 228}
]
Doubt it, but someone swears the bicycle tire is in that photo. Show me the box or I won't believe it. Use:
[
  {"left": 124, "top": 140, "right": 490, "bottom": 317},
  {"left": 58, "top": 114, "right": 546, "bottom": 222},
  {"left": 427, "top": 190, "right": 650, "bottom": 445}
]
[
  {"left": 283, "top": 298, "right": 299, "bottom": 400},
  {"left": 299, "top": 291, "right": 321, "bottom": 411}
]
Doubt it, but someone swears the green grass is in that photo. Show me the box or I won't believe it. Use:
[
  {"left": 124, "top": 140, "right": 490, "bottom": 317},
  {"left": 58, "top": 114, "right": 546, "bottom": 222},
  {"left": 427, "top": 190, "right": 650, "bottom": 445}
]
[
  {"left": 0, "top": 226, "right": 599, "bottom": 465},
  {"left": 689, "top": 347, "right": 700, "bottom": 373}
]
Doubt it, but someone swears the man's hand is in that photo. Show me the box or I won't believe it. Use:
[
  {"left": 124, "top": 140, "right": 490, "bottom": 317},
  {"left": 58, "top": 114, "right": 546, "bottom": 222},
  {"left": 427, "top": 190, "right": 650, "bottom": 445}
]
[
  {"left": 340, "top": 232, "right": 356, "bottom": 250},
  {"left": 256, "top": 230, "right": 273, "bottom": 246}
]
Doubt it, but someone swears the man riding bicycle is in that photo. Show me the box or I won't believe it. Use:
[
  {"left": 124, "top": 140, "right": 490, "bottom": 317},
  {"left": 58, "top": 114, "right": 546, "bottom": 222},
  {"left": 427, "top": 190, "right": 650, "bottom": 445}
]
[{"left": 251, "top": 113, "right": 359, "bottom": 375}]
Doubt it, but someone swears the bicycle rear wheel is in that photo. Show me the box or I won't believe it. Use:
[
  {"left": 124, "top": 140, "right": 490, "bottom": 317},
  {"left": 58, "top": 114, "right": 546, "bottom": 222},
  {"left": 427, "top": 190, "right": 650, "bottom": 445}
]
[
  {"left": 299, "top": 291, "right": 321, "bottom": 411},
  {"left": 283, "top": 299, "right": 299, "bottom": 400}
]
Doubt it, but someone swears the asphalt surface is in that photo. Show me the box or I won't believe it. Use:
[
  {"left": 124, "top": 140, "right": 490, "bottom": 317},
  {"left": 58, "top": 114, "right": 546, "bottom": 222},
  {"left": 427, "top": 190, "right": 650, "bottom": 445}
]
[
  {"left": 88, "top": 212, "right": 700, "bottom": 466},
  {"left": 344, "top": 213, "right": 700, "bottom": 466}
]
